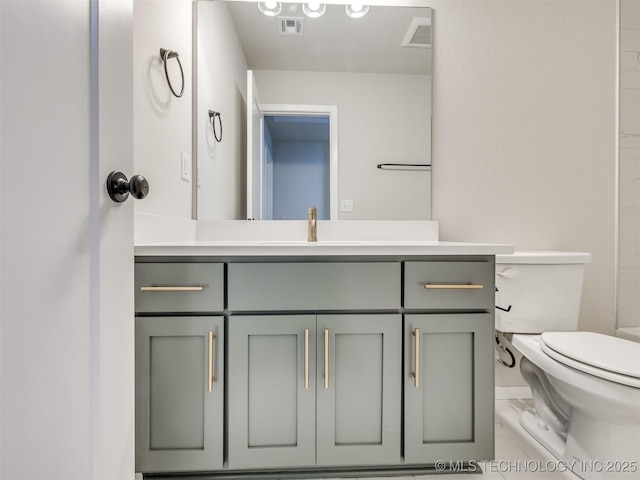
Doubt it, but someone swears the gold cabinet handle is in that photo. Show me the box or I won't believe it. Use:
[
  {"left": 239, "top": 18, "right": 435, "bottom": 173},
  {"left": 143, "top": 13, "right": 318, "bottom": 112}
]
[
  {"left": 324, "top": 328, "right": 329, "bottom": 389},
  {"left": 140, "top": 286, "right": 205, "bottom": 292},
  {"left": 423, "top": 283, "right": 484, "bottom": 290},
  {"left": 304, "top": 328, "right": 309, "bottom": 390},
  {"left": 412, "top": 328, "right": 420, "bottom": 388},
  {"left": 208, "top": 331, "right": 216, "bottom": 392}
]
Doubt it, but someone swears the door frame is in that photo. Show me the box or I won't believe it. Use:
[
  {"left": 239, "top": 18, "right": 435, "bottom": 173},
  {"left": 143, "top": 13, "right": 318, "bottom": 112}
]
[{"left": 261, "top": 104, "right": 339, "bottom": 220}]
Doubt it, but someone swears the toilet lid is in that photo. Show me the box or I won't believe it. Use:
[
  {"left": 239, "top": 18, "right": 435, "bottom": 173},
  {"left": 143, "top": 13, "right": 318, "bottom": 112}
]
[{"left": 540, "top": 332, "right": 640, "bottom": 388}]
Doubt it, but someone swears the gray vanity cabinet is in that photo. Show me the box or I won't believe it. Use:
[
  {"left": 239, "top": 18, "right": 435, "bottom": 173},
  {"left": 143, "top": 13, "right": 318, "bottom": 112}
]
[
  {"left": 404, "top": 314, "right": 494, "bottom": 463},
  {"left": 316, "top": 314, "right": 401, "bottom": 466},
  {"left": 228, "top": 313, "right": 402, "bottom": 469},
  {"left": 134, "top": 255, "right": 497, "bottom": 476},
  {"left": 135, "top": 316, "right": 224, "bottom": 472},
  {"left": 134, "top": 262, "right": 224, "bottom": 313},
  {"left": 134, "top": 261, "right": 226, "bottom": 473},
  {"left": 403, "top": 260, "right": 495, "bottom": 464},
  {"left": 227, "top": 315, "right": 317, "bottom": 469}
]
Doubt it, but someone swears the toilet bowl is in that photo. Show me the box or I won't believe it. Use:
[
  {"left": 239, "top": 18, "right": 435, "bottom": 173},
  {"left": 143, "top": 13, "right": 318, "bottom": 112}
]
[{"left": 496, "top": 252, "right": 640, "bottom": 480}]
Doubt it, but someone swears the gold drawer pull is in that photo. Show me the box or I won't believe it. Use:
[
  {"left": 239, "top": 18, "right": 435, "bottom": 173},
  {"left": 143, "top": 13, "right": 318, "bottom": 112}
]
[
  {"left": 304, "top": 328, "right": 310, "bottom": 390},
  {"left": 412, "top": 328, "right": 420, "bottom": 388},
  {"left": 208, "top": 331, "right": 216, "bottom": 392},
  {"left": 140, "top": 286, "right": 204, "bottom": 292},
  {"left": 423, "top": 283, "right": 484, "bottom": 290},
  {"left": 324, "top": 328, "right": 329, "bottom": 389}
]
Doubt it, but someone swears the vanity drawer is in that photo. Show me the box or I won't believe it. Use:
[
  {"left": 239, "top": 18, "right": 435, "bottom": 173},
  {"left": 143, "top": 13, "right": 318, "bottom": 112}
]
[
  {"left": 404, "top": 261, "right": 494, "bottom": 310},
  {"left": 135, "top": 263, "right": 224, "bottom": 313},
  {"left": 228, "top": 262, "right": 400, "bottom": 311}
]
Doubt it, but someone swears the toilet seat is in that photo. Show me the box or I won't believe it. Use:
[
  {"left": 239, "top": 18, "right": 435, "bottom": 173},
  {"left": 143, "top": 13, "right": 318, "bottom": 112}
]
[{"left": 540, "top": 331, "right": 640, "bottom": 388}]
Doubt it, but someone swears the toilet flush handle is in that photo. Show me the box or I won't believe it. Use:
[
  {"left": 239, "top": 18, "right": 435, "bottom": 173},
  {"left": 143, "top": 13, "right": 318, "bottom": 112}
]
[
  {"left": 497, "top": 268, "right": 517, "bottom": 278},
  {"left": 495, "top": 268, "right": 515, "bottom": 313}
]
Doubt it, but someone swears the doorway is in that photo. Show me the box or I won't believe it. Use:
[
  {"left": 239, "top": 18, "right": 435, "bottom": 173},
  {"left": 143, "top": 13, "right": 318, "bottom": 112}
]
[
  {"left": 263, "top": 114, "right": 331, "bottom": 220},
  {"left": 253, "top": 104, "right": 338, "bottom": 220}
]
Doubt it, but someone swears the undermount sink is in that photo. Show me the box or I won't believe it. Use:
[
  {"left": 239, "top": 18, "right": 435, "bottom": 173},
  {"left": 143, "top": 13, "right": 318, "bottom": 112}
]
[
  {"left": 254, "top": 239, "right": 440, "bottom": 246},
  {"left": 256, "top": 240, "right": 375, "bottom": 246}
]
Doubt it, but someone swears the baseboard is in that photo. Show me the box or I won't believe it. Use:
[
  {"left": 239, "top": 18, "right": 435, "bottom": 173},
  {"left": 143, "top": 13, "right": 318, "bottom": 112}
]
[{"left": 495, "top": 386, "right": 532, "bottom": 400}]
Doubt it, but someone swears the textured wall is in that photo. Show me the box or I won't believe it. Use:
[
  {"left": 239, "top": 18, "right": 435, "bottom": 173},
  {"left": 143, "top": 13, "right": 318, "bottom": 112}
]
[
  {"left": 133, "top": 0, "right": 193, "bottom": 219},
  {"left": 430, "top": 0, "right": 617, "bottom": 338}
]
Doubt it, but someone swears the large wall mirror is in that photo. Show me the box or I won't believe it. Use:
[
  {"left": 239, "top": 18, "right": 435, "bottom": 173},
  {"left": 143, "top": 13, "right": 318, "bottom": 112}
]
[{"left": 195, "top": 0, "right": 432, "bottom": 221}]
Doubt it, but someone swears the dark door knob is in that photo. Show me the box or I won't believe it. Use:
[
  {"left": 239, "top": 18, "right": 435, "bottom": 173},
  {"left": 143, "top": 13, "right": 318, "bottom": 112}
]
[{"left": 106, "top": 171, "right": 150, "bottom": 203}]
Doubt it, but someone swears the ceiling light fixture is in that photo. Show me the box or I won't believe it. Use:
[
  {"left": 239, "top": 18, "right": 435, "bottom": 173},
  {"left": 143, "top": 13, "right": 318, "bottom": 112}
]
[
  {"left": 302, "top": 2, "right": 326, "bottom": 18},
  {"left": 258, "top": 1, "right": 283, "bottom": 17},
  {"left": 346, "top": 3, "right": 369, "bottom": 19}
]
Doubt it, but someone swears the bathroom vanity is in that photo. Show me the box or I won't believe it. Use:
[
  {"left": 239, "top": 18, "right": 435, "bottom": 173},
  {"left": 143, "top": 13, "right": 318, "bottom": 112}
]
[{"left": 134, "top": 228, "right": 511, "bottom": 478}]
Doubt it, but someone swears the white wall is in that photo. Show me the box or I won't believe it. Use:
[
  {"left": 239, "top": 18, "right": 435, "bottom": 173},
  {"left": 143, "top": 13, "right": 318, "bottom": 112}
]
[
  {"left": 430, "top": 1, "right": 617, "bottom": 344},
  {"left": 619, "top": 0, "right": 640, "bottom": 328},
  {"left": 196, "top": 1, "right": 249, "bottom": 220},
  {"left": 133, "top": 0, "right": 193, "bottom": 219}
]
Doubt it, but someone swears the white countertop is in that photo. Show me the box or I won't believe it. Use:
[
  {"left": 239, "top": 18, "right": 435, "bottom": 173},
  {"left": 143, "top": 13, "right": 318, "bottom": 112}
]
[{"left": 134, "top": 240, "right": 514, "bottom": 257}]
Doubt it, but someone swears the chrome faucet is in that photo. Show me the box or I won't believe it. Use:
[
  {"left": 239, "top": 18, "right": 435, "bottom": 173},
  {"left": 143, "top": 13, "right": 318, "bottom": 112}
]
[{"left": 307, "top": 206, "right": 317, "bottom": 242}]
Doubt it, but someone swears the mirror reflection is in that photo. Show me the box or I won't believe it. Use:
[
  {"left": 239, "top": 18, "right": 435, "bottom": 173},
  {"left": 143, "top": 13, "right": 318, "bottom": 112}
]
[
  {"left": 195, "top": 0, "right": 432, "bottom": 220},
  {"left": 262, "top": 113, "right": 332, "bottom": 220}
]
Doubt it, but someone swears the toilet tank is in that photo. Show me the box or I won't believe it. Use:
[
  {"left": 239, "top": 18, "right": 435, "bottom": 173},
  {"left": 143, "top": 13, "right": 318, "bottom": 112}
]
[{"left": 495, "top": 251, "right": 591, "bottom": 333}]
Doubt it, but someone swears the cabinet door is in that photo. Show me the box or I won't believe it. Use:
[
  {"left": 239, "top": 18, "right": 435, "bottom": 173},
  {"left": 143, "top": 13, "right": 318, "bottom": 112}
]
[
  {"left": 316, "top": 315, "right": 402, "bottom": 466},
  {"left": 404, "top": 314, "right": 494, "bottom": 463},
  {"left": 135, "top": 316, "right": 224, "bottom": 472},
  {"left": 228, "top": 315, "right": 316, "bottom": 469}
]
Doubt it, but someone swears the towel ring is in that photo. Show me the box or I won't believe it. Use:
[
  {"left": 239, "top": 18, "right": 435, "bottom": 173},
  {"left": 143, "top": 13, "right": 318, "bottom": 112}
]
[
  {"left": 209, "top": 110, "right": 223, "bottom": 142},
  {"left": 160, "top": 48, "right": 184, "bottom": 98}
]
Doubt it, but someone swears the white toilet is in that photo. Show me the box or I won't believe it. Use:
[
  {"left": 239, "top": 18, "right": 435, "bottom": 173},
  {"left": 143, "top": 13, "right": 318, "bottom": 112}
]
[{"left": 495, "top": 252, "right": 640, "bottom": 480}]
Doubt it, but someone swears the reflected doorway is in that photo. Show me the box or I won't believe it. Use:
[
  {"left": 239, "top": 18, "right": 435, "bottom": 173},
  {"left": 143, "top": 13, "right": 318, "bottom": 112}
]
[{"left": 263, "top": 114, "right": 331, "bottom": 220}]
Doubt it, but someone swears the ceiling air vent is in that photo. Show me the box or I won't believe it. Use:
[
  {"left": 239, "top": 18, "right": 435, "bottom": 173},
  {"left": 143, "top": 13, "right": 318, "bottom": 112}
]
[
  {"left": 401, "top": 17, "right": 431, "bottom": 48},
  {"left": 278, "top": 17, "right": 304, "bottom": 36}
]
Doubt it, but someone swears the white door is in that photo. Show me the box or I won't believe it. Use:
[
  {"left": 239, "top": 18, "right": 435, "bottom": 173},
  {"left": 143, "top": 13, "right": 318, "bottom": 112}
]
[
  {"left": 0, "top": 1, "right": 135, "bottom": 479},
  {"left": 247, "top": 70, "right": 264, "bottom": 220}
]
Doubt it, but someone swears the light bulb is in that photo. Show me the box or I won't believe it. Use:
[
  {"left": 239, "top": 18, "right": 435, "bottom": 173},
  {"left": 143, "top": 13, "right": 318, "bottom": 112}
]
[
  {"left": 302, "top": 2, "right": 326, "bottom": 18},
  {"left": 258, "top": 1, "right": 283, "bottom": 17},
  {"left": 346, "top": 3, "right": 369, "bottom": 18}
]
